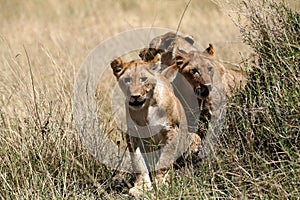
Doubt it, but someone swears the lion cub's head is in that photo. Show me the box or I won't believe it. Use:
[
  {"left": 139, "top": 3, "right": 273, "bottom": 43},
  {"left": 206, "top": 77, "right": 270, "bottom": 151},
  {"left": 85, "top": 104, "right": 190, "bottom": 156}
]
[
  {"left": 139, "top": 32, "right": 196, "bottom": 67},
  {"left": 174, "top": 44, "right": 215, "bottom": 99},
  {"left": 111, "top": 55, "right": 174, "bottom": 111}
]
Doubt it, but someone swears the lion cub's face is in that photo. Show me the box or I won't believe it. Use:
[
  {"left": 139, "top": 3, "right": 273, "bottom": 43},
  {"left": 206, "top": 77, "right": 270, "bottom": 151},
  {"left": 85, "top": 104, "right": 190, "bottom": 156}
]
[
  {"left": 111, "top": 58, "right": 160, "bottom": 111},
  {"left": 175, "top": 49, "right": 215, "bottom": 99}
]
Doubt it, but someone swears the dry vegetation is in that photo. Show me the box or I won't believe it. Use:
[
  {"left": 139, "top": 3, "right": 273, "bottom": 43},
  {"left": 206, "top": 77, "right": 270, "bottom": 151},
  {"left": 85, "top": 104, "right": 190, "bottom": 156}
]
[{"left": 0, "top": 0, "right": 299, "bottom": 199}]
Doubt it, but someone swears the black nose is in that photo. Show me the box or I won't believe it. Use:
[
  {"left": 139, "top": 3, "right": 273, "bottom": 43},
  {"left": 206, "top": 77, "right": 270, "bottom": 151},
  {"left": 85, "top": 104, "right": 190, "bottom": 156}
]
[
  {"left": 201, "top": 84, "right": 212, "bottom": 97},
  {"left": 130, "top": 94, "right": 141, "bottom": 102},
  {"left": 194, "top": 84, "right": 212, "bottom": 98}
]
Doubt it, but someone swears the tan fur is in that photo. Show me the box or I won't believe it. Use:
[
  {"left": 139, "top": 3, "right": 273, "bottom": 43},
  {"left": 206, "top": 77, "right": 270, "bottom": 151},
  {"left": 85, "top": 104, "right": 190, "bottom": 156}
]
[
  {"left": 139, "top": 32, "right": 229, "bottom": 135},
  {"left": 174, "top": 49, "right": 224, "bottom": 121},
  {"left": 139, "top": 32, "right": 198, "bottom": 66},
  {"left": 110, "top": 56, "right": 200, "bottom": 197}
]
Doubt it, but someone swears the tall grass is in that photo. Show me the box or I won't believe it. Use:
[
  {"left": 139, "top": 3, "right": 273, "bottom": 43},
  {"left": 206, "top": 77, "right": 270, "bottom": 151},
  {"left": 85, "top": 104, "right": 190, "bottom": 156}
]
[
  {"left": 219, "top": 1, "right": 300, "bottom": 198},
  {"left": 0, "top": 0, "right": 299, "bottom": 199}
]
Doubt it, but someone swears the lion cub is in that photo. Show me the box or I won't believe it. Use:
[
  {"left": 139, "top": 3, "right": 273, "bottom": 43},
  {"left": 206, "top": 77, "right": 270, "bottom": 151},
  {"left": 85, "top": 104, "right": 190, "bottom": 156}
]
[
  {"left": 139, "top": 32, "right": 227, "bottom": 135},
  {"left": 111, "top": 55, "right": 200, "bottom": 197}
]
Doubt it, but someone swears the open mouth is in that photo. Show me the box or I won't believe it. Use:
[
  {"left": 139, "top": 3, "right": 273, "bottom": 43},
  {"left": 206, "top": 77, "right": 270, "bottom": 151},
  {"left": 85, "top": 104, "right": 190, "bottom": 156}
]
[
  {"left": 194, "top": 87, "right": 210, "bottom": 98},
  {"left": 129, "top": 98, "right": 146, "bottom": 108}
]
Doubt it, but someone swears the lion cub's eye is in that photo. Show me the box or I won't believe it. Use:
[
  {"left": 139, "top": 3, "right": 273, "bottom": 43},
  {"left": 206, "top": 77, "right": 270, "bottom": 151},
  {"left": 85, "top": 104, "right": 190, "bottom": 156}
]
[
  {"left": 208, "top": 66, "right": 214, "bottom": 73},
  {"left": 191, "top": 68, "right": 200, "bottom": 75},
  {"left": 124, "top": 77, "right": 132, "bottom": 84},
  {"left": 140, "top": 77, "right": 148, "bottom": 83}
]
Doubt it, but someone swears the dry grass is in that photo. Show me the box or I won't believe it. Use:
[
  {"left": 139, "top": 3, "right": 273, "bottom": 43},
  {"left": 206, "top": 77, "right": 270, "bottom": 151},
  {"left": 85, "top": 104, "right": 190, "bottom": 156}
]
[{"left": 0, "top": 0, "right": 299, "bottom": 199}]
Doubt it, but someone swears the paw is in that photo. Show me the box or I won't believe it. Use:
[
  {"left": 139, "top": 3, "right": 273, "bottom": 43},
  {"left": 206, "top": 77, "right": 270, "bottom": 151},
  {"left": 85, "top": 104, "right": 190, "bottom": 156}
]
[
  {"left": 129, "top": 182, "right": 153, "bottom": 198},
  {"left": 129, "top": 173, "right": 152, "bottom": 197}
]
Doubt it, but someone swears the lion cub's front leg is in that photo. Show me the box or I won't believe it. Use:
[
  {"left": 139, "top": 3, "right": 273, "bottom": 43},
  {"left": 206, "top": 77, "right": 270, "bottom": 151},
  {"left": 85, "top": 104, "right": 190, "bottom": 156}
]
[
  {"left": 152, "top": 128, "right": 186, "bottom": 187},
  {"left": 152, "top": 128, "right": 201, "bottom": 187},
  {"left": 126, "top": 135, "right": 152, "bottom": 197}
]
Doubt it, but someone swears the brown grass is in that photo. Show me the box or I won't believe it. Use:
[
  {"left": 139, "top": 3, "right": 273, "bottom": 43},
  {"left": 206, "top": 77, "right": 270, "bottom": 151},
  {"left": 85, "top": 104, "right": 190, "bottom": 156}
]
[{"left": 0, "top": 0, "right": 299, "bottom": 199}]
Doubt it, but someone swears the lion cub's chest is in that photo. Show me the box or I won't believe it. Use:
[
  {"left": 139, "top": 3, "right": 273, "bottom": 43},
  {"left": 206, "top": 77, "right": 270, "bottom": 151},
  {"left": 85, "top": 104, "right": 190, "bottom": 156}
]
[
  {"left": 127, "top": 105, "right": 169, "bottom": 138},
  {"left": 147, "top": 105, "right": 168, "bottom": 128}
]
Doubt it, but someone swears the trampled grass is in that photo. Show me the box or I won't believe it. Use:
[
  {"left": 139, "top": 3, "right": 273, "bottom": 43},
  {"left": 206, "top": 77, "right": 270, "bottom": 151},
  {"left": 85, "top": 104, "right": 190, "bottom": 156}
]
[{"left": 0, "top": 0, "right": 299, "bottom": 199}]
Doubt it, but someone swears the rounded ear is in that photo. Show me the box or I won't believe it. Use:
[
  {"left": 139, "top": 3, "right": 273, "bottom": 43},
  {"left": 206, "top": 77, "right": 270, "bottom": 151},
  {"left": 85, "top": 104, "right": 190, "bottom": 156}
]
[
  {"left": 110, "top": 57, "right": 124, "bottom": 79},
  {"left": 138, "top": 48, "right": 149, "bottom": 61},
  {"left": 175, "top": 55, "right": 184, "bottom": 66},
  {"left": 153, "top": 53, "right": 161, "bottom": 64},
  {"left": 204, "top": 43, "right": 214, "bottom": 56},
  {"left": 139, "top": 47, "right": 164, "bottom": 62},
  {"left": 175, "top": 53, "right": 189, "bottom": 71},
  {"left": 150, "top": 53, "right": 162, "bottom": 72},
  {"left": 139, "top": 48, "right": 156, "bottom": 61}
]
